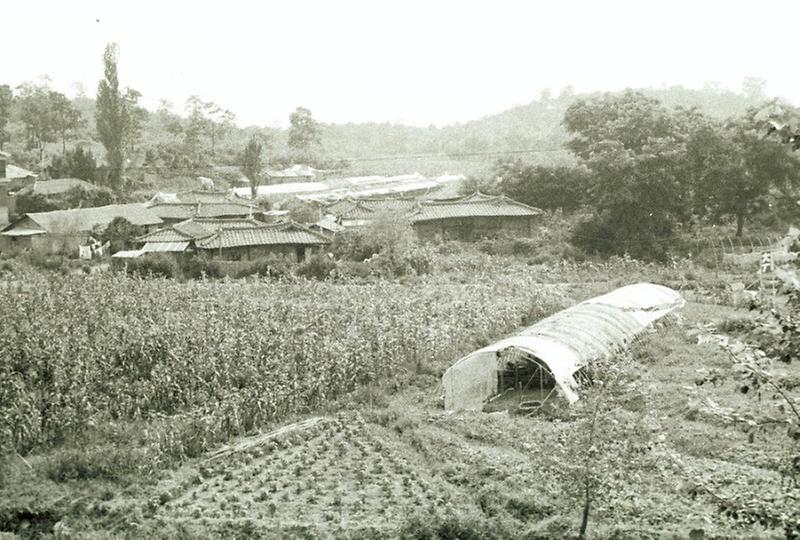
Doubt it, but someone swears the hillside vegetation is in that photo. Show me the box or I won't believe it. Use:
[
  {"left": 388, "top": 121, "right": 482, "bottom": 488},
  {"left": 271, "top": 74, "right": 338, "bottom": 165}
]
[{"left": 0, "top": 79, "right": 774, "bottom": 180}]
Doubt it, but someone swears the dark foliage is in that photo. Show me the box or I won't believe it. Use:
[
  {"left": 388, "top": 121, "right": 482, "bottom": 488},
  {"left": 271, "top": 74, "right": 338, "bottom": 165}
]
[
  {"left": 98, "top": 217, "right": 144, "bottom": 253},
  {"left": 495, "top": 159, "right": 591, "bottom": 212},
  {"left": 49, "top": 147, "right": 98, "bottom": 181}
]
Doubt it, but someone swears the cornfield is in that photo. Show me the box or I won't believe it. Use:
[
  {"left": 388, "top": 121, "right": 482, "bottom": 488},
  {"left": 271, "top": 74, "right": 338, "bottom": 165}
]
[{"left": 0, "top": 269, "right": 563, "bottom": 465}]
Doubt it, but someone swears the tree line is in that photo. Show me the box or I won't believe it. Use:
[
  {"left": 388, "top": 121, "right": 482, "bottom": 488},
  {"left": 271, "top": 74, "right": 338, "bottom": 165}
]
[
  {"left": 0, "top": 43, "right": 326, "bottom": 194},
  {"left": 491, "top": 91, "right": 800, "bottom": 256}
]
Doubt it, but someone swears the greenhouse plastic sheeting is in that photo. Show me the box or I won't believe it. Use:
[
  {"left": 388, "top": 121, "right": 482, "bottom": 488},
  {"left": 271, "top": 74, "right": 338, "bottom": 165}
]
[
  {"left": 585, "top": 283, "right": 685, "bottom": 326},
  {"left": 442, "top": 283, "right": 684, "bottom": 411}
]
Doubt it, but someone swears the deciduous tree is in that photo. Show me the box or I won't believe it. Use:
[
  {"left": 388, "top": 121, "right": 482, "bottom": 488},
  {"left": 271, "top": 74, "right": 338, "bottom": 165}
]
[
  {"left": 495, "top": 159, "right": 591, "bottom": 212},
  {"left": 241, "top": 135, "right": 264, "bottom": 199},
  {"left": 16, "top": 82, "right": 57, "bottom": 164},
  {"left": 50, "top": 146, "right": 98, "bottom": 182},
  {"left": 185, "top": 96, "right": 236, "bottom": 158},
  {"left": 50, "top": 91, "right": 85, "bottom": 154},
  {"left": 688, "top": 110, "right": 800, "bottom": 236},
  {"left": 123, "top": 88, "right": 147, "bottom": 154},
  {"left": 564, "top": 91, "right": 695, "bottom": 258},
  {"left": 287, "top": 107, "right": 321, "bottom": 158}
]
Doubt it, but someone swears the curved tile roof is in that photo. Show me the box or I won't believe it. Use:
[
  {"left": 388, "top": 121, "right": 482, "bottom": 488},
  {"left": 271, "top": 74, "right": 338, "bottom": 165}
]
[
  {"left": 410, "top": 193, "right": 542, "bottom": 222},
  {"left": 196, "top": 223, "right": 330, "bottom": 249}
]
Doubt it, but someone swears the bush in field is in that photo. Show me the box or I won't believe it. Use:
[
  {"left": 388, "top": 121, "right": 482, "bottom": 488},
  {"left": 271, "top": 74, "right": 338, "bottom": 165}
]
[
  {"left": 570, "top": 211, "right": 672, "bottom": 262},
  {"left": 22, "top": 252, "right": 75, "bottom": 273},
  {"left": 296, "top": 253, "right": 336, "bottom": 280},
  {"left": 118, "top": 254, "right": 179, "bottom": 278},
  {"left": 541, "top": 354, "right": 653, "bottom": 539},
  {"left": 42, "top": 446, "right": 145, "bottom": 482},
  {"left": 175, "top": 255, "right": 221, "bottom": 280},
  {"left": 477, "top": 235, "right": 538, "bottom": 257},
  {"left": 333, "top": 213, "right": 434, "bottom": 277},
  {"left": 398, "top": 512, "right": 510, "bottom": 539},
  {"left": 98, "top": 217, "right": 145, "bottom": 254}
]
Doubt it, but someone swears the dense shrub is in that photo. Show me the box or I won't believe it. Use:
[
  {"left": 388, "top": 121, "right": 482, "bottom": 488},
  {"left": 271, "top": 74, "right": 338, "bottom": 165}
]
[
  {"left": 48, "top": 146, "right": 98, "bottom": 182},
  {"left": 176, "top": 255, "right": 222, "bottom": 280},
  {"left": 398, "top": 512, "right": 511, "bottom": 540},
  {"left": 118, "top": 255, "right": 179, "bottom": 278},
  {"left": 477, "top": 236, "right": 538, "bottom": 257},
  {"left": 14, "top": 185, "right": 117, "bottom": 216},
  {"left": 570, "top": 212, "right": 673, "bottom": 262},
  {"left": 115, "top": 255, "right": 298, "bottom": 281},
  {"left": 495, "top": 158, "right": 592, "bottom": 212},
  {"left": 23, "top": 252, "right": 69, "bottom": 272},
  {"left": 332, "top": 214, "right": 435, "bottom": 277},
  {"left": 296, "top": 253, "right": 336, "bottom": 280},
  {"left": 42, "top": 446, "right": 144, "bottom": 482},
  {"left": 335, "top": 260, "right": 372, "bottom": 279},
  {"left": 200, "top": 256, "right": 294, "bottom": 280},
  {"left": 97, "top": 217, "right": 145, "bottom": 254}
]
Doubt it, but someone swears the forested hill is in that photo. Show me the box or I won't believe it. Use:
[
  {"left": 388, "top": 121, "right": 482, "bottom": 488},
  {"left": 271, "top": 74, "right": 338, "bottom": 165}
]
[
  {"left": 321, "top": 84, "right": 769, "bottom": 161},
  {"left": 1, "top": 80, "right": 776, "bottom": 179}
]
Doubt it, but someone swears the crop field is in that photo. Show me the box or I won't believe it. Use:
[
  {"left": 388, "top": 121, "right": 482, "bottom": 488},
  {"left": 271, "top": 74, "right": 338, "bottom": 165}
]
[
  {"left": 150, "top": 412, "right": 471, "bottom": 535},
  {"left": 0, "top": 254, "right": 798, "bottom": 538}
]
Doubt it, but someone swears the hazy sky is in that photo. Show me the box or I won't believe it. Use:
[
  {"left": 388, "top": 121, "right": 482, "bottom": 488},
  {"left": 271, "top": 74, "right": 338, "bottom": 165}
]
[{"left": 3, "top": 1, "right": 798, "bottom": 128}]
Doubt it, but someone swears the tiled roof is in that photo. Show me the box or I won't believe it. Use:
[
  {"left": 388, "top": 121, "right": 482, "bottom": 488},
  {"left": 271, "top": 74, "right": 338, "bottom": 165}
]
[
  {"left": 359, "top": 198, "right": 418, "bottom": 212},
  {"left": 325, "top": 198, "right": 418, "bottom": 219},
  {"left": 23, "top": 203, "right": 162, "bottom": 232},
  {"left": 147, "top": 204, "right": 195, "bottom": 220},
  {"left": 187, "top": 217, "right": 264, "bottom": 229},
  {"left": 197, "top": 222, "right": 330, "bottom": 249},
  {"left": 409, "top": 193, "right": 542, "bottom": 223},
  {"left": 196, "top": 203, "right": 256, "bottom": 218},
  {"left": 172, "top": 220, "right": 216, "bottom": 239},
  {"left": 136, "top": 217, "right": 263, "bottom": 243},
  {"left": 147, "top": 202, "right": 256, "bottom": 220},
  {"left": 136, "top": 228, "right": 196, "bottom": 243},
  {"left": 18, "top": 178, "right": 97, "bottom": 196}
]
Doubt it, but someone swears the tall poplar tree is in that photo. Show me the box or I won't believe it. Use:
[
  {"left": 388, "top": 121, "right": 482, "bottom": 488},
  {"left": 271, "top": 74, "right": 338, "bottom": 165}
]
[{"left": 95, "top": 43, "right": 128, "bottom": 191}]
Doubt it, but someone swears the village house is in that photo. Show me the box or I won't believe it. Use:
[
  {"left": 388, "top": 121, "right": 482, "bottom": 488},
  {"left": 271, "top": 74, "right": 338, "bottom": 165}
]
[
  {"left": 0, "top": 203, "right": 163, "bottom": 254},
  {"left": 134, "top": 217, "right": 264, "bottom": 255},
  {"left": 135, "top": 217, "right": 330, "bottom": 261},
  {"left": 144, "top": 190, "right": 263, "bottom": 224},
  {"left": 0, "top": 152, "right": 37, "bottom": 191},
  {"left": 317, "top": 192, "right": 542, "bottom": 240},
  {"left": 409, "top": 193, "right": 543, "bottom": 241},
  {"left": 146, "top": 201, "right": 262, "bottom": 225},
  {"left": 319, "top": 197, "right": 418, "bottom": 229},
  {"left": 0, "top": 153, "right": 38, "bottom": 225}
]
